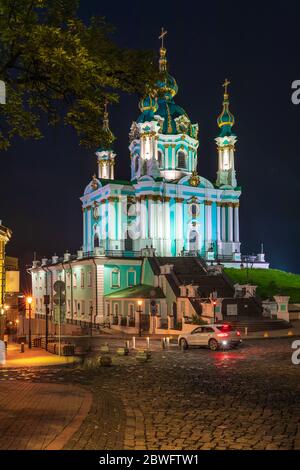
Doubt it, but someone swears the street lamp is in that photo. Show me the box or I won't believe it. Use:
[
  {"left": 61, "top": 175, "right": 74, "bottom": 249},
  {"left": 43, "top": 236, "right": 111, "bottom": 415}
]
[
  {"left": 212, "top": 300, "right": 217, "bottom": 324},
  {"left": 137, "top": 300, "right": 143, "bottom": 337},
  {"left": 26, "top": 296, "right": 32, "bottom": 349}
]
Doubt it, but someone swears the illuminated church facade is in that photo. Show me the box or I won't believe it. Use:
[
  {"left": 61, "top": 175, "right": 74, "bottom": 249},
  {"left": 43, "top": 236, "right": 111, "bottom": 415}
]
[
  {"left": 83, "top": 48, "right": 243, "bottom": 262},
  {"left": 30, "top": 34, "right": 268, "bottom": 329}
]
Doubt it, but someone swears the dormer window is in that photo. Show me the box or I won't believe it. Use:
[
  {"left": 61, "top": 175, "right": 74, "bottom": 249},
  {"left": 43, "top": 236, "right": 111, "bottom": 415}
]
[{"left": 177, "top": 151, "right": 187, "bottom": 169}]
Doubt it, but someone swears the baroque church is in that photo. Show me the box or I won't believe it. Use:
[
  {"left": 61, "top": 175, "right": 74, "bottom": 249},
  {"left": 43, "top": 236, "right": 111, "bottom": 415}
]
[{"left": 30, "top": 33, "right": 268, "bottom": 331}]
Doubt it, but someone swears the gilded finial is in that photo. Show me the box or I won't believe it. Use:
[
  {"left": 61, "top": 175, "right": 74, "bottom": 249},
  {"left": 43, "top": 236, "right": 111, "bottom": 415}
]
[
  {"left": 158, "top": 27, "right": 168, "bottom": 72},
  {"left": 188, "top": 170, "right": 200, "bottom": 187},
  {"left": 91, "top": 174, "right": 98, "bottom": 190},
  {"left": 222, "top": 78, "right": 230, "bottom": 98},
  {"left": 159, "top": 27, "right": 167, "bottom": 49}
]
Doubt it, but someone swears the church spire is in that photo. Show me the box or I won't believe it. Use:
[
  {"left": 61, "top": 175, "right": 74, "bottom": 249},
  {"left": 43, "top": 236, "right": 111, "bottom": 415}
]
[
  {"left": 95, "top": 101, "right": 116, "bottom": 180},
  {"left": 215, "top": 79, "right": 237, "bottom": 188},
  {"left": 217, "top": 79, "right": 235, "bottom": 137},
  {"left": 158, "top": 27, "right": 168, "bottom": 72}
]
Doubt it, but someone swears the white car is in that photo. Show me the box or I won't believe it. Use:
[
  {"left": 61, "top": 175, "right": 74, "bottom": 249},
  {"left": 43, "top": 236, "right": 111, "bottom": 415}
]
[{"left": 178, "top": 324, "right": 242, "bottom": 351}]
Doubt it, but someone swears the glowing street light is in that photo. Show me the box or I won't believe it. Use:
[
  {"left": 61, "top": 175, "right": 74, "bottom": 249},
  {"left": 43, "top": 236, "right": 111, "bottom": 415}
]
[{"left": 26, "top": 296, "right": 33, "bottom": 349}]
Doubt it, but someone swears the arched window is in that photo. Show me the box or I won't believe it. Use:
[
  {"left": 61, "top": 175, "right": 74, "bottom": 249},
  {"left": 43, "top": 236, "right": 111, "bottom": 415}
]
[
  {"left": 94, "top": 233, "right": 100, "bottom": 248},
  {"left": 189, "top": 203, "right": 199, "bottom": 218},
  {"left": 189, "top": 229, "right": 199, "bottom": 253},
  {"left": 157, "top": 150, "right": 163, "bottom": 168},
  {"left": 134, "top": 156, "right": 139, "bottom": 173},
  {"left": 177, "top": 151, "right": 187, "bottom": 169}
]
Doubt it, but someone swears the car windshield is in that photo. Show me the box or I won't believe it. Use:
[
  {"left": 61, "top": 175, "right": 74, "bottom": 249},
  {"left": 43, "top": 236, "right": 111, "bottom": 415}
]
[{"left": 216, "top": 324, "right": 234, "bottom": 332}]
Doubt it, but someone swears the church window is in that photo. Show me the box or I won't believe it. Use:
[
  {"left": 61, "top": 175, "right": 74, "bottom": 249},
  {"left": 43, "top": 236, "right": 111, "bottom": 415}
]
[
  {"left": 111, "top": 269, "right": 120, "bottom": 288},
  {"left": 157, "top": 150, "right": 164, "bottom": 168},
  {"left": 177, "top": 150, "right": 187, "bottom": 169},
  {"left": 94, "top": 233, "right": 100, "bottom": 248},
  {"left": 134, "top": 156, "right": 139, "bottom": 173},
  {"left": 189, "top": 203, "right": 199, "bottom": 218}
]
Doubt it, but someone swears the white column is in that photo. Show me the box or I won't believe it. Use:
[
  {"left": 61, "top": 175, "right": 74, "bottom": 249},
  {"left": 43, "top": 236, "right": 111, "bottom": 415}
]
[
  {"left": 228, "top": 204, "right": 233, "bottom": 242},
  {"left": 234, "top": 203, "right": 240, "bottom": 242},
  {"left": 175, "top": 198, "right": 184, "bottom": 254},
  {"left": 216, "top": 203, "right": 221, "bottom": 243},
  {"left": 110, "top": 162, "right": 114, "bottom": 179},
  {"left": 171, "top": 145, "right": 175, "bottom": 169},
  {"left": 221, "top": 205, "right": 226, "bottom": 242},
  {"left": 163, "top": 198, "right": 171, "bottom": 255},
  {"left": 87, "top": 207, "right": 92, "bottom": 252},
  {"left": 100, "top": 201, "right": 106, "bottom": 241},
  {"left": 140, "top": 197, "right": 147, "bottom": 239},
  {"left": 205, "top": 202, "right": 212, "bottom": 244},
  {"left": 148, "top": 197, "right": 155, "bottom": 239},
  {"left": 108, "top": 198, "right": 116, "bottom": 247}
]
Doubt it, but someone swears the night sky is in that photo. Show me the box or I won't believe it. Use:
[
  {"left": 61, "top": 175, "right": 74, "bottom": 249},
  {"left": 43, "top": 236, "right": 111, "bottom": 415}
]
[{"left": 1, "top": 0, "right": 300, "bottom": 289}]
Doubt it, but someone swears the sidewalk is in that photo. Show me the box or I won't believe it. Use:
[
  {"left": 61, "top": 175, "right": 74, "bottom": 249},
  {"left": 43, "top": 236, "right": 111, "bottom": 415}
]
[{"left": 1, "top": 343, "right": 79, "bottom": 368}]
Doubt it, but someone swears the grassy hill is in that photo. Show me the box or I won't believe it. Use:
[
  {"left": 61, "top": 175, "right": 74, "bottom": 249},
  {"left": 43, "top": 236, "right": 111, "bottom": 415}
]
[{"left": 224, "top": 268, "right": 300, "bottom": 303}]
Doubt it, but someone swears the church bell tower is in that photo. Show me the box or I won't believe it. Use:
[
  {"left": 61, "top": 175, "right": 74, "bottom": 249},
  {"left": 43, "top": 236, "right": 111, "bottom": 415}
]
[
  {"left": 96, "top": 102, "right": 116, "bottom": 180},
  {"left": 215, "top": 79, "right": 237, "bottom": 188}
]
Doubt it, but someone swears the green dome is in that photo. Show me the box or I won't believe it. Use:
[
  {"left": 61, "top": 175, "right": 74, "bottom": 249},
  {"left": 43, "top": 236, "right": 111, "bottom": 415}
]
[
  {"left": 217, "top": 94, "right": 235, "bottom": 137},
  {"left": 137, "top": 97, "right": 189, "bottom": 134},
  {"left": 156, "top": 72, "right": 178, "bottom": 101}
]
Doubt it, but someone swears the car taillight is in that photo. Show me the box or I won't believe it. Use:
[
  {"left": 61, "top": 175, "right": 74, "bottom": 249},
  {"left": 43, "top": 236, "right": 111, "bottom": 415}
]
[
  {"left": 236, "top": 331, "right": 241, "bottom": 336},
  {"left": 217, "top": 332, "right": 229, "bottom": 338}
]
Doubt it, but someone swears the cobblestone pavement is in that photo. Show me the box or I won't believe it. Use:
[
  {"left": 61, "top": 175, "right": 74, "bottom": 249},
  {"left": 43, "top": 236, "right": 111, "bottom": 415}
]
[
  {"left": 0, "top": 381, "right": 90, "bottom": 450},
  {"left": 0, "top": 338, "right": 300, "bottom": 450}
]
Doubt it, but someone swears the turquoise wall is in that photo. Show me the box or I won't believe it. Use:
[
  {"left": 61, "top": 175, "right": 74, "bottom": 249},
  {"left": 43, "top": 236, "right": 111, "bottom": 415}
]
[{"left": 104, "top": 263, "right": 142, "bottom": 295}]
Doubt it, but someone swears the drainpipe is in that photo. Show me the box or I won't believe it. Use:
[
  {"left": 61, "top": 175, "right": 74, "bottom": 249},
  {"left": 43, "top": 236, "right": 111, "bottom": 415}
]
[
  {"left": 92, "top": 258, "right": 99, "bottom": 320},
  {"left": 68, "top": 262, "right": 74, "bottom": 322}
]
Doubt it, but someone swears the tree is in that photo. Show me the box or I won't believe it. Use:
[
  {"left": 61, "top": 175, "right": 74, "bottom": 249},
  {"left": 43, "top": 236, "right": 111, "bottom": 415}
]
[{"left": 0, "top": 0, "right": 157, "bottom": 150}]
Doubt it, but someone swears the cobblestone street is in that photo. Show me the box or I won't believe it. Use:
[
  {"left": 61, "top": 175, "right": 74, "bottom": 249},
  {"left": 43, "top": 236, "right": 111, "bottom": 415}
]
[{"left": 0, "top": 338, "right": 300, "bottom": 450}]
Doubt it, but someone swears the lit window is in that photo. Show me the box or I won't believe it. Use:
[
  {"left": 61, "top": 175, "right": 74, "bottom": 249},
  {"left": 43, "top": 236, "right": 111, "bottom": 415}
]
[{"left": 177, "top": 151, "right": 187, "bottom": 169}]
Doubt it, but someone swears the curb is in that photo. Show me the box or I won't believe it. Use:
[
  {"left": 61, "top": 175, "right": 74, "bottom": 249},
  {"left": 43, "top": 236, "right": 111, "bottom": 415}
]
[
  {"left": 241, "top": 334, "right": 300, "bottom": 341},
  {"left": 45, "top": 387, "right": 93, "bottom": 450}
]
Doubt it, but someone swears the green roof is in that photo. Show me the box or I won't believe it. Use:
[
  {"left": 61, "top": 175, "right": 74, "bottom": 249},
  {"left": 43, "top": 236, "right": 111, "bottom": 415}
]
[
  {"left": 99, "top": 178, "right": 132, "bottom": 186},
  {"left": 105, "top": 284, "right": 165, "bottom": 299}
]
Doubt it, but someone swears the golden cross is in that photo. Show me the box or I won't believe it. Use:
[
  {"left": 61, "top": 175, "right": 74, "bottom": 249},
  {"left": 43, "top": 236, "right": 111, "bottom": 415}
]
[
  {"left": 159, "top": 27, "right": 167, "bottom": 48},
  {"left": 222, "top": 78, "right": 230, "bottom": 94}
]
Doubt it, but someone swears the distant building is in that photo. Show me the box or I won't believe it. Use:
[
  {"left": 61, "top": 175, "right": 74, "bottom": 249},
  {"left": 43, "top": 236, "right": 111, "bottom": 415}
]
[{"left": 0, "top": 222, "right": 12, "bottom": 307}]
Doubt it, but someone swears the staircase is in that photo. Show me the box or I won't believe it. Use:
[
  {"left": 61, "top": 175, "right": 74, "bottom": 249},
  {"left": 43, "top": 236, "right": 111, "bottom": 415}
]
[{"left": 222, "top": 316, "right": 291, "bottom": 332}]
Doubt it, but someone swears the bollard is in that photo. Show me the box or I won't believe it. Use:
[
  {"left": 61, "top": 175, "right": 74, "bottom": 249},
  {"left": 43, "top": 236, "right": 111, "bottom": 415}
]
[
  {"left": 161, "top": 338, "right": 166, "bottom": 349},
  {"left": 166, "top": 337, "right": 170, "bottom": 349},
  {"left": 125, "top": 340, "right": 130, "bottom": 350},
  {"left": 146, "top": 337, "right": 150, "bottom": 350},
  {"left": 287, "top": 330, "right": 293, "bottom": 336},
  {"left": 245, "top": 327, "right": 248, "bottom": 336},
  {"left": 263, "top": 332, "right": 269, "bottom": 338},
  {"left": 20, "top": 342, "right": 25, "bottom": 353},
  {"left": 132, "top": 336, "right": 136, "bottom": 349}
]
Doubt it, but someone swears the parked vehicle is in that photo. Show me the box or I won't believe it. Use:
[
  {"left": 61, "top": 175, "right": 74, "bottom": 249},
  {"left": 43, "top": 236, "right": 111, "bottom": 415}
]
[{"left": 178, "top": 324, "right": 242, "bottom": 351}]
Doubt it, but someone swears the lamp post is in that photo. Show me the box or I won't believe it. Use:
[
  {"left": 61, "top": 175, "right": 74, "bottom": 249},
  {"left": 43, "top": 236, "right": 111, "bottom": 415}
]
[
  {"left": 213, "top": 300, "right": 217, "bottom": 324},
  {"left": 137, "top": 300, "right": 143, "bottom": 337},
  {"left": 27, "top": 296, "right": 32, "bottom": 349}
]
